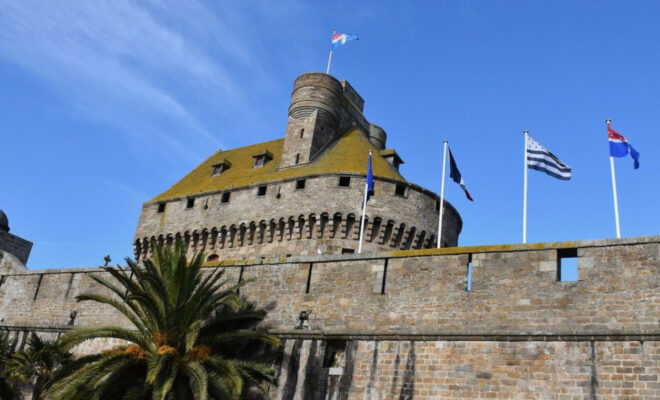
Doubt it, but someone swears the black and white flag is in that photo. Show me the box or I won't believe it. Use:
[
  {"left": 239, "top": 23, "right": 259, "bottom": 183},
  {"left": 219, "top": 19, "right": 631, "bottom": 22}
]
[{"left": 526, "top": 135, "right": 572, "bottom": 180}]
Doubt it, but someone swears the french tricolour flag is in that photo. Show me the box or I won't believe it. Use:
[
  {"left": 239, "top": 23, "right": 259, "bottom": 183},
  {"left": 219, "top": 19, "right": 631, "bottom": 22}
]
[
  {"left": 332, "top": 33, "right": 359, "bottom": 50},
  {"left": 608, "top": 122, "right": 640, "bottom": 169}
]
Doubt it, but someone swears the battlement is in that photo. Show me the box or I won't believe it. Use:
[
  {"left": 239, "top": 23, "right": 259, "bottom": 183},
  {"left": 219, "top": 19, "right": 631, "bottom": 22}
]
[
  {"left": 1, "top": 236, "right": 658, "bottom": 399},
  {"left": 1, "top": 236, "right": 657, "bottom": 337}
]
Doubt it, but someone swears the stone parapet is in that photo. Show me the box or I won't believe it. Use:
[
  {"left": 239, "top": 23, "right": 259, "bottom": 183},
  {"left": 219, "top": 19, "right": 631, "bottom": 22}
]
[{"left": 133, "top": 174, "right": 460, "bottom": 261}]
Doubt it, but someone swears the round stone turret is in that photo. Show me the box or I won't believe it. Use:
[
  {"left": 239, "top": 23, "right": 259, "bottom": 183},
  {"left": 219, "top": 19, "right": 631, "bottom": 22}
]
[
  {"left": 288, "top": 73, "right": 343, "bottom": 126},
  {"left": 368, "top": 124, "right": 387, "bottom": 150},
  {"left": 0, "top": 209, "right": 9, "bottom": 232}
]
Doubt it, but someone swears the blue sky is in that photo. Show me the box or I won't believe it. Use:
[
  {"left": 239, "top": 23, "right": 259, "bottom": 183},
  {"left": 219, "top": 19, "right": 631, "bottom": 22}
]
[{"left": 1, "top": 1, "right": 658, "bottom": 269}]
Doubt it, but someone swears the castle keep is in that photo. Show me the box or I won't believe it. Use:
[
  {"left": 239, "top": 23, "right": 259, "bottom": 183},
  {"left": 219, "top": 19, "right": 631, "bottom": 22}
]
[
  {"left": 0, "top": 73, "right": 658, "bottom": 399},
  {"left": 133, "top": 73, "right": 461, "bottom": 261}
]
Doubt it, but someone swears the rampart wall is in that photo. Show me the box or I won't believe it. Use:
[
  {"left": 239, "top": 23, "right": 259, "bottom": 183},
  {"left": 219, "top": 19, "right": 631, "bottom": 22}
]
[
  {"left": 134, "top": 175, "right": 461, "bottom": 262},
  {"left": 0, "top": 236, "right": 658, "bottom": 399}
]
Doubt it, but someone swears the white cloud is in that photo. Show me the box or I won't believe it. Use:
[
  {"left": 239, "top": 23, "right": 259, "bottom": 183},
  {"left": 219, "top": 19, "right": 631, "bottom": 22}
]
[{"left": 0, "top": 0, "right": 283, "bottom": 161}]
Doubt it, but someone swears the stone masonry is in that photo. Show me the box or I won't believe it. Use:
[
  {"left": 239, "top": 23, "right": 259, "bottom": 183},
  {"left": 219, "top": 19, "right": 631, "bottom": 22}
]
[
  {"left": 133, "top": 73, "right": 462, "bottom": 261},
  {"left": 1, "top": 236, "right": 658, "bottom": 399}
]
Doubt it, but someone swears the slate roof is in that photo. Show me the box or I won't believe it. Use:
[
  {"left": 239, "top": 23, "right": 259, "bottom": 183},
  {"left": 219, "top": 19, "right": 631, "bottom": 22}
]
[{"left": 150, "top": 128, "right": 406, "bottom": 203}]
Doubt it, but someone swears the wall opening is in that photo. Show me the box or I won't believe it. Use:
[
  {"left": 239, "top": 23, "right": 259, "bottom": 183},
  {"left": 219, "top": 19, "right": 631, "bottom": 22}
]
[
  {"left": 295, "top": 153, "right": 300, "bottom": 164},
  {"left": 299, "top": 128, "right": 304, "bottom": 138},
  {"left": 557, "top": 248, "right": 578, "bottom": 281},
  {"left": 305, "top": 263, "right": 313, "bottom": 294},
  {"left": 338, "top": 176, "right": 351, "bottom": 187},
  {"left": 466, "top": 254, "right": 472, "bottom": 292},
  {"left": 341, "top": 248, "right": 355, "bottom": 254},
  {"left": 381, "top": 258, "right": 388, "bottom": 294},
  {"left": 257, "top": 185, "right": 267, "bottom": 196},
  {"left": 221, "top": 192, "right": 231, "bottom": 203},
  {"left": 323, "top": 340, "right": 347, "bottom": 368},
  {"left": 236, "top": 266, "right": 244, "bottom": 295},
  {"left": 395, "top": 184, "right": 406, "bottom": 197},
  {"left": 186, "top": 197, "right": 195, "bottom": 209},
  {"left": 157, "top": 203, "right": 166, "bottom": 213},
  {"left": 296, "top": 179, "right": 306, "bottom": 190}
]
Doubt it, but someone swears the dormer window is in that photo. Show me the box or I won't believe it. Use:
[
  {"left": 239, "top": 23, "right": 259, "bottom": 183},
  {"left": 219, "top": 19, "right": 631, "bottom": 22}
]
[
  {"left": 380, "top": 149, "right": 404, "bottom": 172},
  {"left": 211, "top": 159, "right": 231, "bottom": 176},
  {"left": 253, "top": 150, "right": 273, "bottom": 168}
]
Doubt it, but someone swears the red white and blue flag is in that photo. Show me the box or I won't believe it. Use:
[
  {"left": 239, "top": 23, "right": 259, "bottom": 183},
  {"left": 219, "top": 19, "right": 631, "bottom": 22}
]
[
  {"left": 332, "top": 33, "right": 359, "bottom": 50},
  {"left": 608, "top": 122, "right": 640, "bottom": 169}
]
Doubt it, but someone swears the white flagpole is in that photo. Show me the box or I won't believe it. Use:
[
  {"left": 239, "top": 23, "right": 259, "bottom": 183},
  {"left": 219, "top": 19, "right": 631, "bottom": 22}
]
[
  {"left": 326, "top": 28, "right": 336, "bottom": 74},
  {"left": 437, "top": 141, "right": 448, "bottom": 248},
  {"left": 523, "top": 130, "right": 529, "bottom": 244},
  {"left": 358, "top": 150, "right": 372, "bottom": 253},
  {"left": 607, "top": 119, "right": 621, "bottom": 238}
]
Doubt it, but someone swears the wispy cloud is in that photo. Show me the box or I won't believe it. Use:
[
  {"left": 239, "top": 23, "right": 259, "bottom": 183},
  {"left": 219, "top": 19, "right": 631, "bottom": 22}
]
[{"left": 0, "top": 0, "right": 284, "bottom": 162}]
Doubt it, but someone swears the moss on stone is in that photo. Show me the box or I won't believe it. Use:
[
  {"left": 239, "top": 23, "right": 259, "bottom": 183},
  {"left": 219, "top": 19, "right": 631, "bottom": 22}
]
[{"left": 150, "top": 129, "right": 405, "bottom": 202}]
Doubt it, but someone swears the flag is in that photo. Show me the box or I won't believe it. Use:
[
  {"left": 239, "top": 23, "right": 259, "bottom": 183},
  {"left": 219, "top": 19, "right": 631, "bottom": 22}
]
[
  {"left": 526, "top": 135, "right": 572, "bottom": 180},
  {"left": 365, "top": 152, "right": 374, "bottom": 205},
  {"left": 608, "top": 122, "right": 640, "bottom": 169},
  {"left": 448, "top": 148, "right": 473, "bottom": 201},
  {"left": 332, "top": 33, "right": 359, "bottom": 50}
]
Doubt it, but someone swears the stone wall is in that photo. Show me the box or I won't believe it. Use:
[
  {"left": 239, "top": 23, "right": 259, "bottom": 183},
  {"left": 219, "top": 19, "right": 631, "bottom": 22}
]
[
  {"left": 134, "top": 174, "right": 461, "bottom": 261},
  {"left": 0, "top": 236, "right": 658, "bottom": 399},
  {"left": 270, "top": 339, "right": 660, "bottom": 399},
  {"left": 0, "top": 230, "right": 32, "bottom": 265}
]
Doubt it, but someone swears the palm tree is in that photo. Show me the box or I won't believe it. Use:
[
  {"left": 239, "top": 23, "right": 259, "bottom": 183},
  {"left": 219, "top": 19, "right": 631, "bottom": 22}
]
[
  {"left": 0, "top": 332, "right": 18, "bottom": 400},
  {"left": 44, "top": 241, "right": 280, "bottom": 400},
  {"left": 4, "top": 333, "right": 73, "bottom": 399}
]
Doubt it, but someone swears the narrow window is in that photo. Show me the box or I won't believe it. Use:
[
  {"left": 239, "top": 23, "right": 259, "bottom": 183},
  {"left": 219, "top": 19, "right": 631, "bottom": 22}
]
[
  {"left": 212, "top": 164, "right": 224, "bottom": 176},
  {"left": 299, "top": 129, "right": 304, "bottom": 138},
  {"left": 211, "top": 160, "right": 231, "bottom": 176},
  {"left": 395, "top": 184, "right": 406, "bottom": 197},
  {"left": 296, "top": 179, "right": 306, "bottom": 190},
  {"left": 221, "top": 192, "right": 231, "bottom": 203},
  {"left": 186, "top": 197, "right": 195, "bottom": 209},
  {"left": 257, "top": 185, "right": 267, "bottom": 196},
  {"left": 206, "top": 254, "right": 219, "bottom": 262},
  {"left": 157, "top": 203, "right": 166, "bottom": 213},
  {"left": 252, "top": 151, "right": 273, "bottom": 168},
  {"left": 466, "top": 254, "right": 472, "bottom": 292},
  {"left": 295, "top": 154, "right": 300, "bottom": 164},
  {"left": 558, "top": 248, "right": 578, "bottom": 281},
  {"left": 341, "top": 248, "right": 355, "bottom": 254},
  {"left": 435, "top": 199, "right": 440, "bottom": 211},
  {"left": 338, "top": 176, "right": 351, "bottom": 187}
]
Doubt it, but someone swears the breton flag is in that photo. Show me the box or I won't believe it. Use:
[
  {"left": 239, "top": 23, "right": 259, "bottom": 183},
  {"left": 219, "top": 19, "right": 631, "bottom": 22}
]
[
  {"left": 608, "top": 122, "right": 640, "bottom": 169},
  {"left": 448, "top": 148, "right": 473, "bottom": 201},
  {"left": 526, "top": 135, "right": 572, "bottom": 180},
  {"left": 332, "top": 33, "right": 359, "bottom": 49}
]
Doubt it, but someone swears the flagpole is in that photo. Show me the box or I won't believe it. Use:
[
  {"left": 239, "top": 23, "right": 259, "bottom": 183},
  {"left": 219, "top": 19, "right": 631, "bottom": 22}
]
[
  {"left": 437, "top": 141, "right": 448, "bottom": 248},
  {"left": 326, "top": 28, "right": 335, "bottom": 75},
  {"left": 523, "top": 130, "right": 529, "bottom": 244},
  {"left": 607, "top": 119, "right": 621, "bottom": 239},
  {"left": 358, "top": 149, "right": 372, "bottom": 253}
]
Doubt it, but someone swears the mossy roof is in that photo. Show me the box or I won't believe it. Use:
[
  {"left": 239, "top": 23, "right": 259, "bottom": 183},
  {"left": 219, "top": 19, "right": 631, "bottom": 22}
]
[{"left": 150, "top": 129, "right": 406, "bottom": 203}]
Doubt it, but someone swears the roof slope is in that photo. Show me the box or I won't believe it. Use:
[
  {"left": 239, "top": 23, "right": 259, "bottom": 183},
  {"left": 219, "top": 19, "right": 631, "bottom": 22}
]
[{"left": 150, "top": 129, "right": 406, "bottom": 202}]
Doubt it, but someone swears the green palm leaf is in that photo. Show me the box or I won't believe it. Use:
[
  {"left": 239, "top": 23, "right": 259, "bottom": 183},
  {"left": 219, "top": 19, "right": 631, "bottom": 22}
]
[{"left": 45, "top": 239, "right": 280, "bottom": 400}]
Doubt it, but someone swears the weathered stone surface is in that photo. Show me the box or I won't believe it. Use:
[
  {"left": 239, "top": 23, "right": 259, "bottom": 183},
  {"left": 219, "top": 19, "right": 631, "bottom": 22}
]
[{"left": 0, "top": 236, "right": 658, "bottom": 399}]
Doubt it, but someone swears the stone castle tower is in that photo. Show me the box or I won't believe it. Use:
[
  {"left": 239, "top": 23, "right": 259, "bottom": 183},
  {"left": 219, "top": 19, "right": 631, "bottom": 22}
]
[
  {"left": 0, "top": 73, "right": 657, "bottom": 400},
  {"left": 0, "top": 209, "right": 31, "bottom": 274},
  {"left": 133, "top": 73, "right": 462, "bottom": 261}
]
